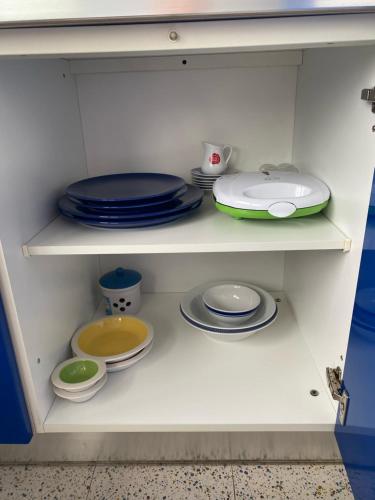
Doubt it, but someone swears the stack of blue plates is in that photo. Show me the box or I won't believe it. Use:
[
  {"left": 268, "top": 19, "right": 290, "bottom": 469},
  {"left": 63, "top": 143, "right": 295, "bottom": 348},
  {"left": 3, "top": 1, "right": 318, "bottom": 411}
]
[{"left": 58, "top": 173, "right": 203, "bottom": 229}]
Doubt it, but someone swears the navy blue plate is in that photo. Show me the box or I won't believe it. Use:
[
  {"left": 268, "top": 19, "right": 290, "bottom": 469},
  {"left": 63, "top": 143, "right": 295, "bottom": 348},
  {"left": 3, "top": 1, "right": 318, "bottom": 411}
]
[
  {"left": 68, "top": 185, "right": 187, "bottom": 210},
  {"left": 66, "top": 173, "right": 185, "bottom": 203},
  {"left": 60, "top": 200, "right": 202, "bottom": 229},
  {"left": 60, "top": 185, "right": 203, "bottom": 220}
]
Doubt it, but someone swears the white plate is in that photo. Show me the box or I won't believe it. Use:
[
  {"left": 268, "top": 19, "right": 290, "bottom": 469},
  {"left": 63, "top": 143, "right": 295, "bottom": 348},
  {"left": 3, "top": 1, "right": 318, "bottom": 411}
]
[
  {"left": 192, "top": 180, "right": 215, "bottom": 186},
  {"left": 192, "top": 177, "right": 219, "bottom": 182},
  {"left": 191, "top": 167, "right": 238, "bottom": 178},
  {"left": 201, "top": 313, "right": 278, "bottom": 342},
  {"left": 192, "top": 177, "right": 215, "bottom": 182},
  {"left": 192, "top": 182, "right": 215, "bottom": 187},
  {"left": 192, "top": 174, "right": 221, "bottom": 180},
  {"left": 180, "top": 281, "right": 277, "bottom": 333},
  {"left": 53, "top": 373, "right": 108, "bottom": 402},
  {"left": 106, "top": 341, "right": 153, "bottom": 373}
]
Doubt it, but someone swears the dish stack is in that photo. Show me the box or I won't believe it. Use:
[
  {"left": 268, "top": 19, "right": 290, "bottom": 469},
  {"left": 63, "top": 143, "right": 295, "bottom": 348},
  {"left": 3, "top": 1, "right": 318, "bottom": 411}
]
[
  {"left": 180, "top": 281, "right": 277, "bottom": 342},
  {"left": 51, "top": 358, "right": 108, "bottom": 403},
  {"left": 191, "top": 167, "right": 238, "bottom": 192},
  {"left": 71, "top": 315, "right": 154, "bottom": 373},
  {"left": 58, "top": 173, "right": 203, "bottom": 229}
]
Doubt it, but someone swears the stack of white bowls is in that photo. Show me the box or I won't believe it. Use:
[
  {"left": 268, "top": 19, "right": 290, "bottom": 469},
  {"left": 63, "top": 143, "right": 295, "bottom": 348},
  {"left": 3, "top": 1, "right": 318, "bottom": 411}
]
[
  {"left": 180, "top": 281, "right": 277, "bottom": 342},
  {"left": 51, "top": 357, "right": 107, "bottom": 403},
  {"left": 191, "top": 167, "right": 238, "bottom": 192}
]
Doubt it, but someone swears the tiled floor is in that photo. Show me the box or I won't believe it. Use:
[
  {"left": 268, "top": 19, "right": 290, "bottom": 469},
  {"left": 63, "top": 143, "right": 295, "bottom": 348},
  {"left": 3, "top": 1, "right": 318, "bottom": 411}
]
[{"left": 0, "top": 463, "right": 353, "bottom": 500}]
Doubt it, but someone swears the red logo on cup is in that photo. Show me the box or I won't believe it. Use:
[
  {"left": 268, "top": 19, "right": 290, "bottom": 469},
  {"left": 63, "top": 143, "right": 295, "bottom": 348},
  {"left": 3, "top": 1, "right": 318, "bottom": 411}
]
[{"left": 209, "top": 153, "right": 221, "bottom": 165}]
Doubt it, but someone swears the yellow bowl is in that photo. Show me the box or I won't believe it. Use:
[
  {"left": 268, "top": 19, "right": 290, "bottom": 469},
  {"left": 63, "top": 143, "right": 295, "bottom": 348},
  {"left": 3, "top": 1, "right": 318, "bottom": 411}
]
[{"left": 71, "top": 315, "right": 153, "bottom": 363}]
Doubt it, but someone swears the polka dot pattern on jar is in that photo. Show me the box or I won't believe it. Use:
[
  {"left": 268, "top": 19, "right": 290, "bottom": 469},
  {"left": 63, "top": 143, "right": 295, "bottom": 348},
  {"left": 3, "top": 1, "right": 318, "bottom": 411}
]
[
  {"left": 112, "top": 298, "right": 132, "bottom": 313},
  {"left": 99, "top": 267, "right": 142, "bottom": 316}
]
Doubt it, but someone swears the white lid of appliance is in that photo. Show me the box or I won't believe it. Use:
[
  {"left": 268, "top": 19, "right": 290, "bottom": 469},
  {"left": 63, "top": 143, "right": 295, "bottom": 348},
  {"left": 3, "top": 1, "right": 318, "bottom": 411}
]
[{"left": 213, "top": 171, "right": 330, "bottom": 211}]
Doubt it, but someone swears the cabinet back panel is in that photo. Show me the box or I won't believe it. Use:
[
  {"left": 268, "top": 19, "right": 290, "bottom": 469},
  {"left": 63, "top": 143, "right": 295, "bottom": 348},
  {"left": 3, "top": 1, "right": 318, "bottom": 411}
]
[
  {"left": 0, "top": 60, "right": 98, "bottom": 429},
  {"left": 100, "top": 253, "right": 284, "bottom": 293},
  {"left": 286, "top": 45, "right": 375, "bottom": 382},
  {"left": 76, "top": 66, "right": 297, "bottom": 178}
]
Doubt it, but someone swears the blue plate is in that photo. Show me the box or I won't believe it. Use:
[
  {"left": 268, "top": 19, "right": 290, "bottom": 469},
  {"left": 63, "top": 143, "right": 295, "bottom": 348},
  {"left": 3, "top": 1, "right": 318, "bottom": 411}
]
[
  {"left": 68, "top": 185, "right": 188, "bottom": 210},
  {"left": 66, "top": 173, "right": 185, "bottom": 203},
  {"left": 60, "top": 185, "right": 203, "bottom": 220},
  {"left": 60, "top": 200, "right": 202, "bottom": 229}
]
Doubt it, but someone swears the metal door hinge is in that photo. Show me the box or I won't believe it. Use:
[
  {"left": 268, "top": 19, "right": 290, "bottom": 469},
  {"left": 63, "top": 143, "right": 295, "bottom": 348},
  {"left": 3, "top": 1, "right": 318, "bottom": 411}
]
[
  {"left": 326, "top": 366, "right": 349, "bottom": 425},
  {"left": 361, "top": 87, "right": 375, "bottom": 113}
]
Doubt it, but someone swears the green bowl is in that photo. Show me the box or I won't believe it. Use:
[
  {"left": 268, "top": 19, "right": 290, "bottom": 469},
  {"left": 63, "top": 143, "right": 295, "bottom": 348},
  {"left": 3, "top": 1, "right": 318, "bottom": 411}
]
[
  {"left": 60, "top": 360, "right": 98, "bottom": 384},
  {"left": 51, "top": 357, "right": 106, "bottom": 393}
]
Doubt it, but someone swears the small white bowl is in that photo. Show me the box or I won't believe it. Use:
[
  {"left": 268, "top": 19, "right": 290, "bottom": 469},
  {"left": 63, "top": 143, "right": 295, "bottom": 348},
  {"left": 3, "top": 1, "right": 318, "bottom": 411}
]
[
  {"left": 206, "top": 308, "right": 257, "bottom": 325},
  {"left": 53, "top": 373, "right": 108, "bottom": 403},
  {"left": 202, "top": 284, "right": 261, "bottom": 324}
]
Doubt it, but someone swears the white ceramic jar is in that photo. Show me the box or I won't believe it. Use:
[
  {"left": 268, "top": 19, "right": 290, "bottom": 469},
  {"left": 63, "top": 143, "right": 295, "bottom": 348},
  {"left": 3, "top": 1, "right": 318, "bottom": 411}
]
[{"left": 99, "top": 267, "right": 142, "bottom": 315}]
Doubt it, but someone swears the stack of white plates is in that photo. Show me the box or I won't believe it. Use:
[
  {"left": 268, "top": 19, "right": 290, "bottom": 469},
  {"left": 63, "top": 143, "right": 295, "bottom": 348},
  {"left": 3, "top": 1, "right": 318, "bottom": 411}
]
[
  {"left": 71, "top": 315, "right": 154, "bottom": 373},
  {"left": 180, "top": 281, "right": 277, "bottom": 342},
  {"left": 50, "top": 357, "right": 108, "bottom": 403},
  {"left": 191, "top": 167, "right": 238, "bottom": 192}
]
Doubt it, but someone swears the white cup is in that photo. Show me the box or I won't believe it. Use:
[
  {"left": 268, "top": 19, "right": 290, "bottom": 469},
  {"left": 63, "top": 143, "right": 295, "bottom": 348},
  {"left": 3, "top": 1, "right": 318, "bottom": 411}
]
[{"left": 201, "top": 142, "right": 232, "bottom": 175}]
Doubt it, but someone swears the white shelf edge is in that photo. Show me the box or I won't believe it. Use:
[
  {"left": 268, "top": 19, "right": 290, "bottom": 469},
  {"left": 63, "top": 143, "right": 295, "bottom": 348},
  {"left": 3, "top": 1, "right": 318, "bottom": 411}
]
[
  {"left": 23, "top": 210, "right": 351, "bottom": 256},
  {"left": 44, "top": 422, "right": 335, "bottom": 433},
  {"left": 343, "top": 237, "right": 352, "bottom": 252},
  {"left": 25, "top": 241, "right": 349, "bottom": 256}
]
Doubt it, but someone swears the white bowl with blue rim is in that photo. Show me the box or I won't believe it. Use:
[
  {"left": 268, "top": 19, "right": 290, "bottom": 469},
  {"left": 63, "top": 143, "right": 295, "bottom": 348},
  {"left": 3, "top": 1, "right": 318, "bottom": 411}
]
[
  {"left": 99, "top": 267, "right": 142, "bottom": 315},
  {"left": 202, "top": 284, "right": 261, "bottom": 325}
]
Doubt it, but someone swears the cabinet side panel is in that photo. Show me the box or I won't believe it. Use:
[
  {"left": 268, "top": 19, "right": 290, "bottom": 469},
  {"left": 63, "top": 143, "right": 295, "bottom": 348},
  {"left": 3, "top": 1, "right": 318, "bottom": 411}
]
[
  {"left": 0, "top": 60, "right": 98, "bottom": 429},
  {"left": 76, "top": 65, "right": 297, "bottom": 177},
  {"left": 287, "top": 46, "right": 375, "bottom": 379}
]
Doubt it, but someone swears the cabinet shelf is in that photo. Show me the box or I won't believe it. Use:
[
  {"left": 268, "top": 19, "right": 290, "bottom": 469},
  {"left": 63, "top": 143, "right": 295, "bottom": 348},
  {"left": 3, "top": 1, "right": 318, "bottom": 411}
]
[
  {"left": 24, "top": 198, "right": 351, "bottom": 256},
  {"left": 44, "top": 292, "right": 335, "bottom": 433}
]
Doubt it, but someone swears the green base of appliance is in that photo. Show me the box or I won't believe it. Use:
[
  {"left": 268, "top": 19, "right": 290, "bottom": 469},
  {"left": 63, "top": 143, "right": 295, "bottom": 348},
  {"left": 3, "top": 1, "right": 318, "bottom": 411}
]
[{"left": 215, "top": 200, "right": 329, "bottom": 220}]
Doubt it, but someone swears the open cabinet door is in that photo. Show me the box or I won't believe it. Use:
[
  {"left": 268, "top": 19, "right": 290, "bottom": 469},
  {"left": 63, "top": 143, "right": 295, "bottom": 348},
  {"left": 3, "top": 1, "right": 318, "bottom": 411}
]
[
  {"left": 0, "top": 294, "right": 32, "bottom": 443},
  {"left": 335, "top": 172, "right": 375, "bottom": 499}
]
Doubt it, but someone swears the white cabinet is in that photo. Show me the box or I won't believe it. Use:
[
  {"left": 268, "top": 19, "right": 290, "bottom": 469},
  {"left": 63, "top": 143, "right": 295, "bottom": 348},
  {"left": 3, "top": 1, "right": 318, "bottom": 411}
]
[{"left": 0, "top": 14, "right": 374, "bottom": 447}]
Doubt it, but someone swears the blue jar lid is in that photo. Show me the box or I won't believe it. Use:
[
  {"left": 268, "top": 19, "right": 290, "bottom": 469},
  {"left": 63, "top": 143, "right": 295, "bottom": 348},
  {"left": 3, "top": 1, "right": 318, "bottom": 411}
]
[{"left": 99, "top": 267, "right": 142, "bottom": 289}]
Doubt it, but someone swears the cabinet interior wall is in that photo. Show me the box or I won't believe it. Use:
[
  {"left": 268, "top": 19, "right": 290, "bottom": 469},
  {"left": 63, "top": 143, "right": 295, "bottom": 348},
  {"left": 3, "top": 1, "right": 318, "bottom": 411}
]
[
  {"left": 285, "top": 46, "right": 375, "bottom": 377},
  {"left": 0, "top": 45, "right": 374, "bottom": 430},
  {"left": 75, "top": 61, "right": 298, "bottom": 179}
]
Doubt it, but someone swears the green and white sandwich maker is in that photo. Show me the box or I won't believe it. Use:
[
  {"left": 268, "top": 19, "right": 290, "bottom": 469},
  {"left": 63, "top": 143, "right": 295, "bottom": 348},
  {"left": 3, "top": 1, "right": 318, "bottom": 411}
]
[{"left": 213, "top": 171, "right": 330, "bottom": 219}]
